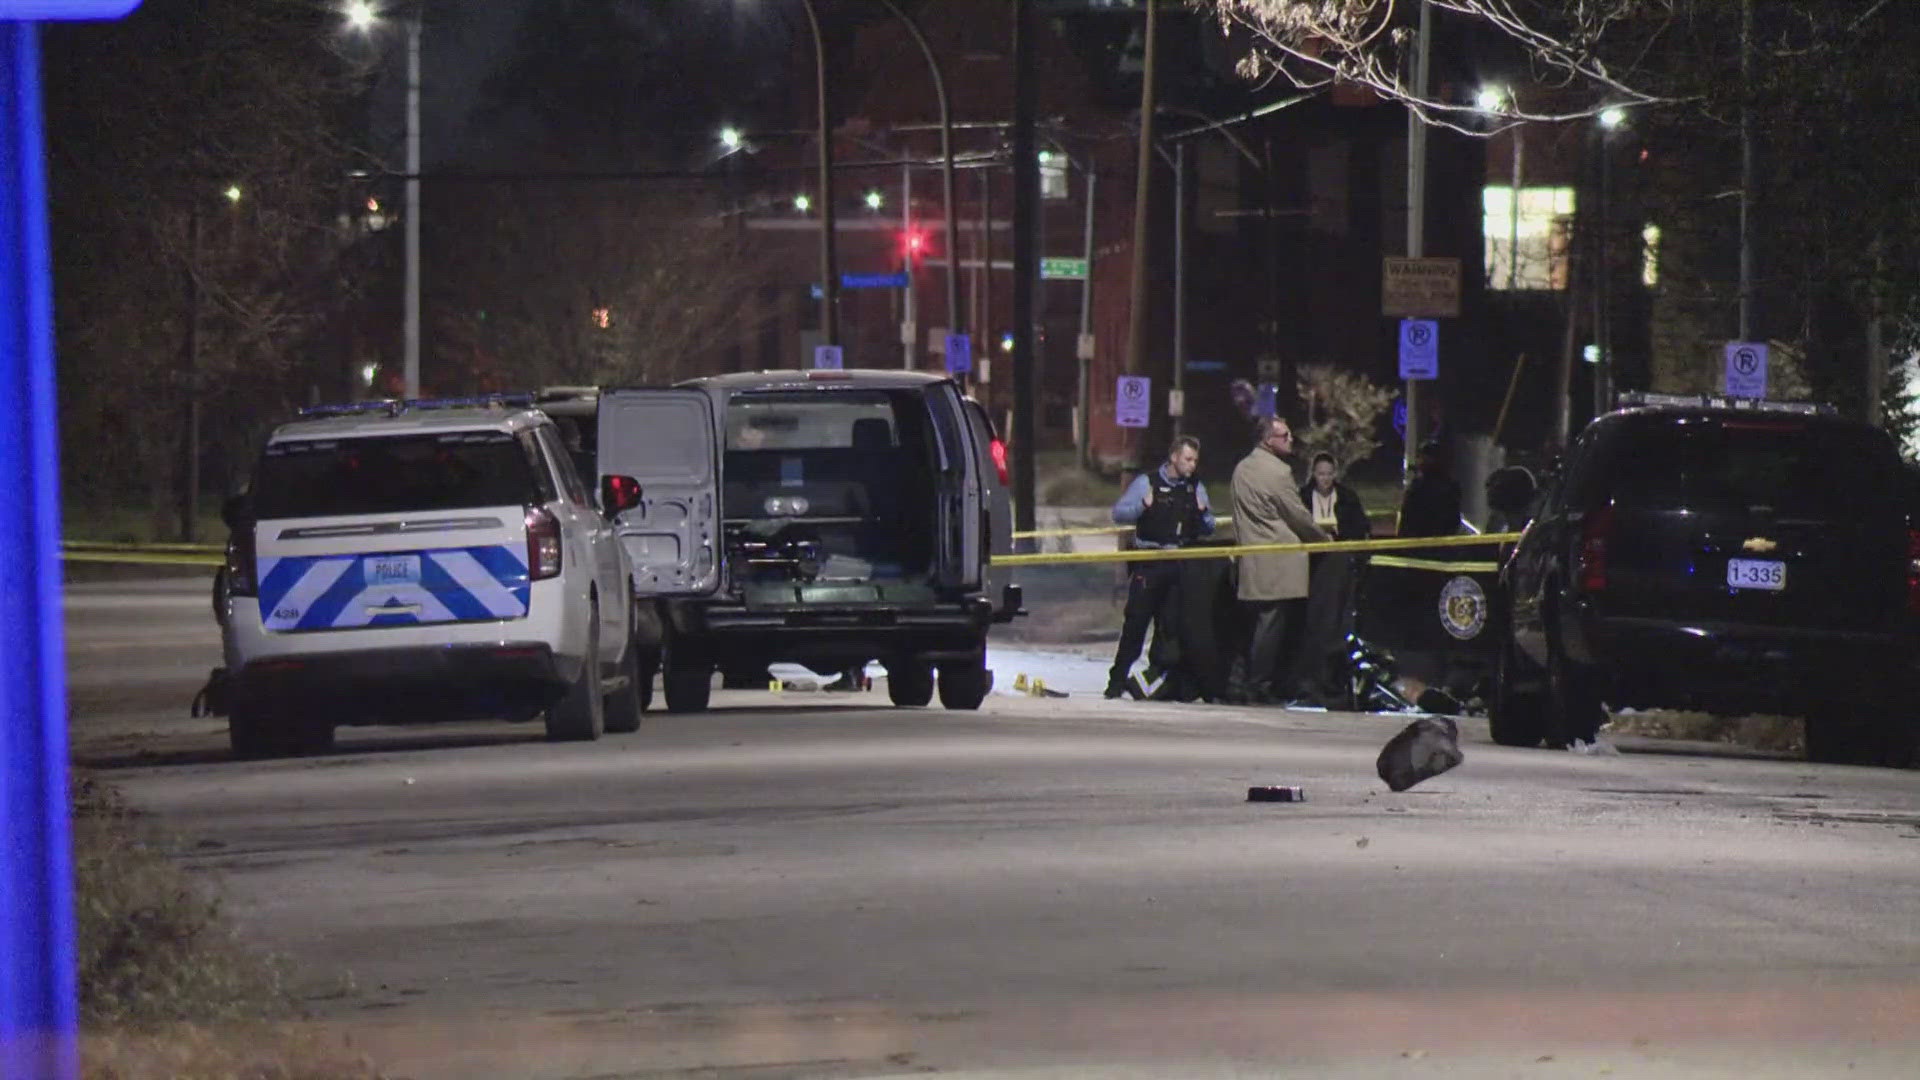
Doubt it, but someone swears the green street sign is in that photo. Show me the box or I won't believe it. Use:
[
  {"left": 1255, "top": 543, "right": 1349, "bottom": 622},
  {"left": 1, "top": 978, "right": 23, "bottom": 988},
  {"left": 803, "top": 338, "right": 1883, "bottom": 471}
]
[{"left": 1041, "top": 257, "right": 1089, "bottom": 280}]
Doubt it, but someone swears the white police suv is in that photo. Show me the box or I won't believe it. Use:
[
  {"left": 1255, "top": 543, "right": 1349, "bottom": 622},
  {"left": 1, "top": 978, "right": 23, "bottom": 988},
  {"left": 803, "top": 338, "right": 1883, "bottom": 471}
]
[{"left": 214, "top": 396, "right": 645, "bottom": 758}]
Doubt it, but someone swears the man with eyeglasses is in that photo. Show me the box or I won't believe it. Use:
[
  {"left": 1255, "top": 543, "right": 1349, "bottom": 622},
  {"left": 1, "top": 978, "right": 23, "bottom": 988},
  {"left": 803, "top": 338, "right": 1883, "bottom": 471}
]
[{"left": 1230, "top": 416, "right": 1328, "bottom": 704}]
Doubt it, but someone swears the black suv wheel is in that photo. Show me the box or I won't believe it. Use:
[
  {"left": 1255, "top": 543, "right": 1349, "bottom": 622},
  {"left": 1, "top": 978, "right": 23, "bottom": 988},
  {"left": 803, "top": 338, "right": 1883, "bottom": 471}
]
[
  {"left": 887, "top": 660, "right": 935, "bottom": 707},
  {"left": 1489, "top": 632, "right": 1546, "bottom": 748}
]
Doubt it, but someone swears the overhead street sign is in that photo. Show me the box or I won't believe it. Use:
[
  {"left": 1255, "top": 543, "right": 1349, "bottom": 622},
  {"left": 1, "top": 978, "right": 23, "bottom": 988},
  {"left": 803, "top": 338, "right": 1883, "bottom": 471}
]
[
  {"left": 842, "top": 272, "right": 910, "bottom": 289},
  {"left": 1382, "top": 257, "right": 1461, "bottom": 318},
  {"left": 1041, "top": 257, "right": 1088, "bottom": 280}
]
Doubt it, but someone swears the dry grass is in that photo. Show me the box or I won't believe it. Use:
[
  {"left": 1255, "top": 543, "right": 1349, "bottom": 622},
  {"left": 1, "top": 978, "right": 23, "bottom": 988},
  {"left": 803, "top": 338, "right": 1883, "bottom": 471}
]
[
  {"left": 72, "top": 771, "right": 388, "bottom": 1080},
  {"left": 1605, "top": 711, "right": 1806, "bottom": 755}
]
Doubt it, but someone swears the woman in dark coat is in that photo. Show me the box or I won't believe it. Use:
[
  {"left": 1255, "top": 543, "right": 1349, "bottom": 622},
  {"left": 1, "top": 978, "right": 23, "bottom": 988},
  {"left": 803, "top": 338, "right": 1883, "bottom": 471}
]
[{"left": 1297, "top": 453, "right": 1373, "bottom": 699}]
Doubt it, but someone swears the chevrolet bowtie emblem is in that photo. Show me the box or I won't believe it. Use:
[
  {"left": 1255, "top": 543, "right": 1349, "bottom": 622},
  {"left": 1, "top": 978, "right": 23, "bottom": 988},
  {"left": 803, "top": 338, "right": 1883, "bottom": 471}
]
[{"left": 1742, "top": 537, "right": 1778, "bottom": 553}]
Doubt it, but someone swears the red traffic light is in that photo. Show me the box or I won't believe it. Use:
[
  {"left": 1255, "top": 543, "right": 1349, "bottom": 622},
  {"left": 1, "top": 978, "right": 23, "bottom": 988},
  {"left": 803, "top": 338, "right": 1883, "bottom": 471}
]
[{"left": 900, "top": 229, "right": 929, "bottom": 263}]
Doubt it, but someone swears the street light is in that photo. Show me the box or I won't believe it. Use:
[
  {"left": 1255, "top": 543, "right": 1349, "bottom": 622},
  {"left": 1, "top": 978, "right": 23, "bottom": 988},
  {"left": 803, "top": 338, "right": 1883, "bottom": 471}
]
[
  {"left": 793, "top": 193, "right": 812, "bottom": 213},
  {"left": 1474, "top": 85, "right": 1508, "bottom": 114},
  {"left": 342, "top": 0, "right": 376, "bottom": 32},
  {"left": 864, "top": 189, "right": 884, "bottom": 211},
  {"left": 345, "top": 1, "right": 423, "bottom": 398},
  {"left": 719, "top": 125, "right": 742, "bottom": 151},
  {"left": 1599, "top": 105, "right": 1628, "bottom": 129},
  {"left": 222, "top": 184, "right": 242, "bottom": 204}
]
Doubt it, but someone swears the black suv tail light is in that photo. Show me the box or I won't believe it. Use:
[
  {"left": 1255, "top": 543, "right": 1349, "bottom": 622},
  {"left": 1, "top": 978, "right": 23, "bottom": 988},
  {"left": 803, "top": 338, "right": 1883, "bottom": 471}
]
[
  {"left": 989, "top": 438, "right": 1010, "bottom": 486},
  {"left": 526, "top": 506, "right": 562, "bottom": 580},
  {"left": 1576, "top": 505, "right": 1614, "bottom": 593},
  {"left": 1906, "top": 529, "right": 1920, "bottom": 614},
  {"left": 224, "top": 531, "right": 257, "bottom": 597}
]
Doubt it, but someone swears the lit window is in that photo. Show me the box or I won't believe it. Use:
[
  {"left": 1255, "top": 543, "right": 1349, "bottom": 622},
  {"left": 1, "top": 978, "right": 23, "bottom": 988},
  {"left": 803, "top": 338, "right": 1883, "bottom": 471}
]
[
  {"left": 1642, "top": 223, "right": 1661, "bottom": 287},
  {"left": 1483, "top": 186, "right": 1575, "bottom": 291},
  {"left": 591, "top": 307, "right": 611, "bottom": 329},
  {"left": 1040, "top": 153, "right": 1067, "bottom": 200}
]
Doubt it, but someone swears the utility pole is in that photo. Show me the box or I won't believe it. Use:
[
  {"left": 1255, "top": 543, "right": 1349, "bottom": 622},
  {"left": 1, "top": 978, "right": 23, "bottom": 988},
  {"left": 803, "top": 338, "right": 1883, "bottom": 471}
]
[
  {"left": 1011, "top": 0, "right": 1038, "bottom": 531},
  {"left": 1123, "top": 0, "right": 1158, "bottom": 385},
  {"left": 402, "top": 14, "right": 421, "bottom": 397},
  {"left": 182, "top": 203, "right": 202, "bottom": 542},
  {"left": 801, "top": 0, "right": 839, "bottom": 347},
  {"left": 902, "top": 162, "right": 915, "bottom": 367},
  {"left": 1402, "top": 0, "right": 1432, "bottom": 483},
  {"left": 1075, "top": 165, "right": 1096, "bottom": 468},
  {"left": 1172, "top": 141, "right": 1186, "bottom": 437},
  {"left": 1738, "top": 0, "right": 1754, "bottom": 344}
]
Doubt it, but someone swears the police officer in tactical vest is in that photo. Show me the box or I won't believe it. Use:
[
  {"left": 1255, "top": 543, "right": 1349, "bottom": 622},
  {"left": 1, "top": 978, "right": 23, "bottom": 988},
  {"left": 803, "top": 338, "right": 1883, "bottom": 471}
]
[{"left": 1106, "top": 435, "right": 1215, "bottom": 699}]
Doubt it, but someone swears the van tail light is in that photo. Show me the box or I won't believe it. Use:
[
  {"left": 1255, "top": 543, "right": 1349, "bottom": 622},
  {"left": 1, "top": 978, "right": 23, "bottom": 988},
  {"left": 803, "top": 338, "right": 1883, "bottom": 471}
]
[
  {"left": 526, "top": 506, "right": 563, "bottom": 580},
  {"left": 1575, "top": 505, "right": 1614, "bottom": 593},
  {"left": 224, "top": 531, "right": 257, "bottom": 597},
  {"left": 1907, "top": 529, "right": 1920, "bottom": 614},
  {"left": 989, "top": 439, "right": 1009, "bottom": 486}
]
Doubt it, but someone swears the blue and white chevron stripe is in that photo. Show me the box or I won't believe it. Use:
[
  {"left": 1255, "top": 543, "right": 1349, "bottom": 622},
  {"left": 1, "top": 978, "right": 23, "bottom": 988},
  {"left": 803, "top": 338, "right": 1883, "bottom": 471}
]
[{"left": 256, "top": 546, "right": 531, "bottom": 631}]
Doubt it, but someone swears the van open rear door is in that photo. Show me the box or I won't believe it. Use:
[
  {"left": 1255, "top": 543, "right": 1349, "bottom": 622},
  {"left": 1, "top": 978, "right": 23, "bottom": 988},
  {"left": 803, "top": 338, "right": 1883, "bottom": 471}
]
[
  {"left": 922, "top": 381, "right": 983, "bottom": 590},
  {"left": 597, "top": 389, "right": 722, "bottom": 596}
]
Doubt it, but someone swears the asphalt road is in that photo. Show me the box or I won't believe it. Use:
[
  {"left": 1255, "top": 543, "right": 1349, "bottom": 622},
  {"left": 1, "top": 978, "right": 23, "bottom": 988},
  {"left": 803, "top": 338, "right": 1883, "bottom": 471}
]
[{"left": 68, "top": 574, "right": 1920, "bottom": 1079}]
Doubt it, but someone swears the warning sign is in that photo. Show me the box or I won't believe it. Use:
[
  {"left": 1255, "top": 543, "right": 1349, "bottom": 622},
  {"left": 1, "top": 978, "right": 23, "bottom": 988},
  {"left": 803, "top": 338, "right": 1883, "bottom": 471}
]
[{"left": 1382, "top": 257, "right": 1461, "bottom": 318}]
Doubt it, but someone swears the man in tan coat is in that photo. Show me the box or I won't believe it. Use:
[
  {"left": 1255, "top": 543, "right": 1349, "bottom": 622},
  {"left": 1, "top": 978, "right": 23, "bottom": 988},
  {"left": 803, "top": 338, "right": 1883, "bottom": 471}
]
[{"left": 1231, "top": 416, "right": 1329, "bottom": 702}]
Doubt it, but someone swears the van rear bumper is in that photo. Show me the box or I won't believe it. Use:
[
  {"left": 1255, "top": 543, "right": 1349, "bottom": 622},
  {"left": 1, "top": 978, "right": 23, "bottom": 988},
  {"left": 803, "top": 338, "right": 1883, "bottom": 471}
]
[
  {"left": 664, "top": 596, "right": 993, "bottom": 665},
  {"left": 1577, "top": 614, "right": 1920, "bottom": 713}
]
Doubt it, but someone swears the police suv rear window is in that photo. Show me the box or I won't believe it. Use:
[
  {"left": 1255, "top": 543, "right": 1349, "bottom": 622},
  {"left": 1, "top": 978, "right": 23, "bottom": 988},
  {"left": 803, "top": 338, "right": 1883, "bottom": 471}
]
[
  {"left": 1607, "top": 419, "right": 1900, "bottom": 519},
  {"left": 253, "top": 431, "right": 542, "bottom": 519}
]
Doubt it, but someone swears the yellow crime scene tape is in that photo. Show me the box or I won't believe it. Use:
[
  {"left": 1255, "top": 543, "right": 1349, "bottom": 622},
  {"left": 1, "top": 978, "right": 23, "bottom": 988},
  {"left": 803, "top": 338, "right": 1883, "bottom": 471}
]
[
  {"left": 990, "top": 531, "right": 1520, "bottom": 568},
  {"left": 58, "top": 549, "right": 224, "bottom": 568},
  {"left": 1010, "top": 509, "right": 1397, "bottom": 541},
  {"left": 58, "top": 534, "right": 1512, "bottom": 573}
]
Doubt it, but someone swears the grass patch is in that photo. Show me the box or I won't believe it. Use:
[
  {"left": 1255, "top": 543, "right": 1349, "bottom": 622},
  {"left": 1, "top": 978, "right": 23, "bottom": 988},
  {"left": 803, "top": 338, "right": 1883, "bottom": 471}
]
[
  {"left": 1606, "top": 711, "right": 1806, "bottom": 755},
  {"left": 72, "top": 771, "right": 386, "bottom": 1079}
]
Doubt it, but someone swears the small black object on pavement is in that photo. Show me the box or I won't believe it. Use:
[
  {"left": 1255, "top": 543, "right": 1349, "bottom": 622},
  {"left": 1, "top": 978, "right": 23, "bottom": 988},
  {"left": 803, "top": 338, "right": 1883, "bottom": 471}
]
[
  {"left": 1376, "top": 715, "right": 1464, "bottom": 793},
  {"left": 1247, "top": 785, "right": 1306, "bottom": 802}
]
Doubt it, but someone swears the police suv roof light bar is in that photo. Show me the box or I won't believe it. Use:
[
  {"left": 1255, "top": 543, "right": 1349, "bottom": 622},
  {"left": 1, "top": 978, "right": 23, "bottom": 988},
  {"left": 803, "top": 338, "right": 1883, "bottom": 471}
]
[
  {"left": 297, "top": 393, "right": 538, "bottom": 419},
  {"left": 1614, "top": 391, "right": 1837, "bottom": 416}
]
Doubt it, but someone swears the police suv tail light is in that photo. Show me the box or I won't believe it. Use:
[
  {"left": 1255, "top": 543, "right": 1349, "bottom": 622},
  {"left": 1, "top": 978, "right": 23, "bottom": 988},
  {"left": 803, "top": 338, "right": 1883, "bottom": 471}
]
[
  {"left": 990, "top": 438, "right": 1009, "bottom": 486},
  {"left": 224, "top": 533, "right": 257, "bottom": 597},
  {"left": 1906, "top": 529, "right": 1920, "bottom": 614},
  {"left": 526, "top": 506, "right": 563, "bottom": 580},
  {"left": 1575, "top": 505, "right": 1613, "bottom": 593}
]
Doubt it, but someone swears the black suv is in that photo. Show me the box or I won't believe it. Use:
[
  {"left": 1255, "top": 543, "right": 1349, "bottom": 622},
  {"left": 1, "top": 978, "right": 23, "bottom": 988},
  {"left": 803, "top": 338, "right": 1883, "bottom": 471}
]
[{"left": 1487, "top": 394, "right": 1920, "bottom": 767}]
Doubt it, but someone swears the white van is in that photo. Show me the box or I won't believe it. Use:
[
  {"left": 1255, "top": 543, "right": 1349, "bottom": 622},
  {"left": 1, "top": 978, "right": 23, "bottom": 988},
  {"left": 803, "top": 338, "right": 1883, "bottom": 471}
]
[{"left": 595, "top": 370, "right": 1020, "bottom": 713}]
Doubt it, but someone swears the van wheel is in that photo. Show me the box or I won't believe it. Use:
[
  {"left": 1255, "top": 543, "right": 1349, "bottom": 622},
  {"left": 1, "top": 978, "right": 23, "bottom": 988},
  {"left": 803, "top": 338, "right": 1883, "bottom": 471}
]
[
  {"left": 603, "top": 620, "right": 644, "bottom": 734},
  {"left": 938, "top": 661, "right": 992, "bottom": 711},
  {"left": 664, "top": 667, "right": 711, "bottom": 713},
  {"left": 1489, "top": 633, "right": 1546, "bottom": 748},
  {"left": 663, "top": 637, "right": 712, "bottom": 714},
  {"left": 887, "top": 661, "right": 935, "bottom": 707},
  {"left": 546, "top": 609, "right": 604, "bottom": 741}
]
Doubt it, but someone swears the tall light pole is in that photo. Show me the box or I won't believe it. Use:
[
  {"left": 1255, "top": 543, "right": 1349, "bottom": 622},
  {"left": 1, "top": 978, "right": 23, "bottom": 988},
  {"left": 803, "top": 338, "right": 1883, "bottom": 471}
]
[
  {"left": 345, "top": 1, "right": 422, "bottom": 397},
  {"left": 798, "top": 0, "right": 838, "bottom": 346},
  {"left": 1596, "top": 106, "right": 1626, "bottom": 413},
  {"left": 875, "top": 0, "right": 959, "bottom": 344}
]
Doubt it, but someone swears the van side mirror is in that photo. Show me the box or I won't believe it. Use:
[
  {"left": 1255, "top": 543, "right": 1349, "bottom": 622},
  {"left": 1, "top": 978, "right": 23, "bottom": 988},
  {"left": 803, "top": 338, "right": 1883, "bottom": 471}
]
[
  {"left": 600, "top": 475, "right": 643, "bottom": 516},
  {"left": 1485, "top": 466, "right": 1538, "bottom": 517},
  {"left": 221, "top": 493, "right": 251, "bottom": 531}
]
